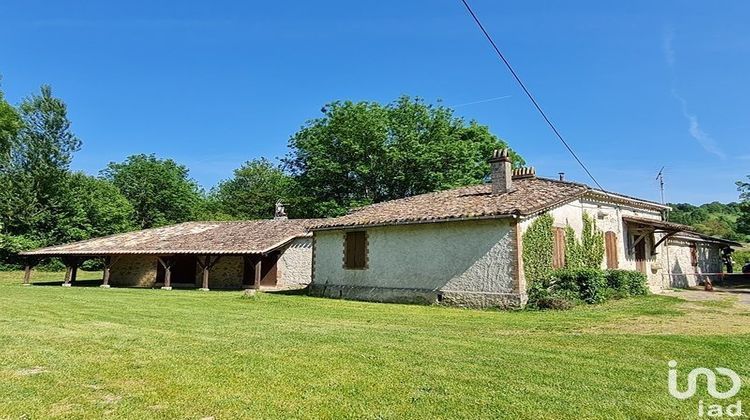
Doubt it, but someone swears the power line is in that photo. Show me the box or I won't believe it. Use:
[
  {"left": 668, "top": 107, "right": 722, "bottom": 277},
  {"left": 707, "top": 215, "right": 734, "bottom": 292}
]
[{"left": 458, "top": 0, "right": 605, "bottom": 191}]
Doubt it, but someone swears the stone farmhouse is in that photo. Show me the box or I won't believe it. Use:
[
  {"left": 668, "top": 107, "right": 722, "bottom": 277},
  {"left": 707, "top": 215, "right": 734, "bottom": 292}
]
[
  {"left": 19, "top": 149, "right": 739, "bottom": 308},
  {"left": 308, "top": 149, "right": 739, "bottom": 307}
]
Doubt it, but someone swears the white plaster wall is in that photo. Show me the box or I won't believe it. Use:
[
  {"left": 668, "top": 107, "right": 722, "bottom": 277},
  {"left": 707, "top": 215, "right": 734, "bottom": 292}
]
[
  {"left": 519, "top": 199, "right": 666, "bottom": 290},
  {"left": 313, "top": 219, "right": 517, "bottom": 293},
  {"left": 277, "top": 237, "right": 313, "bottom": 287}
]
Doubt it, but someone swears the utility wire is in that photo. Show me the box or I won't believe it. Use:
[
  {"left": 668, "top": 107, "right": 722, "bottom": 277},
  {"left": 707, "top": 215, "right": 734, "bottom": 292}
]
[{"left": 459, "top": 0, "right": 605, "bottom": 191}]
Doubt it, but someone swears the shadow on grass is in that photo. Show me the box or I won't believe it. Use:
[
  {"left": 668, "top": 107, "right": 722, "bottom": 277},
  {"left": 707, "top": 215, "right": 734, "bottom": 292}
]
[{"left": 31, "top": 280, "right": 103, "bottom": 287}]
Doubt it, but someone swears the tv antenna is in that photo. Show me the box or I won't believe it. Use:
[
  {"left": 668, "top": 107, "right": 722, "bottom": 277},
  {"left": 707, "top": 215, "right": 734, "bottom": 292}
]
[{"left": 655, "top": 166, "right": 665, "bottom": 204}]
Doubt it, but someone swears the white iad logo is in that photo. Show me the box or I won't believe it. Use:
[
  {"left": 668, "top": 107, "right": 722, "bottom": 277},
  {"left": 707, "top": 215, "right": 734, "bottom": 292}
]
[{"left": 668, "top": 360, "right": 743, "bottom": 418}]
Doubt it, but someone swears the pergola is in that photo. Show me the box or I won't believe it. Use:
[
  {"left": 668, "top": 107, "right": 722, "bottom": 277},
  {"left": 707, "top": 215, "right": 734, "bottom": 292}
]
[{"left": 19, "top": 219, "right": 315, "bottom": 290}]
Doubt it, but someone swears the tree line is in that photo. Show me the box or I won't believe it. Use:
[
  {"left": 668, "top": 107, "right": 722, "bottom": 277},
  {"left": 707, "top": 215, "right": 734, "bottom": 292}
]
[{"left": 0, "top": 84, "right": 519, "bottom": 269}]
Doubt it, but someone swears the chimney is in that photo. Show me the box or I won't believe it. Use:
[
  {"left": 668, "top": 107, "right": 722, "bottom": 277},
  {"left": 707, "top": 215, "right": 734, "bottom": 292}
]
[
  {"left": 558, "top": 172, "right": 565, "bottom": 181},
  {"left": 489, "top": 148, "right": 512, "bottom": 195},
  {"left": 274, "top": 201, "right": 288, "bottom": 220}
]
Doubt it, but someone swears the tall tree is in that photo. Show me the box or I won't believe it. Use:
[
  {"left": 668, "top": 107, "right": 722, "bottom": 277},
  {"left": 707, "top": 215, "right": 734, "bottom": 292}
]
[
  {"left": 210, "top": 158, "right": 294, "bottom": 219},
  {"left": 102, "top": 154, "right": 202, "bottom": 229},
  {"left": 0, "top": 86, "right": 21, "bottom": 165},
  {"left": 0, "top": 85, "right": 82, "bottom": 243},
  {"left": 285, "top": 96, "right": 523, "bottom": 217}
]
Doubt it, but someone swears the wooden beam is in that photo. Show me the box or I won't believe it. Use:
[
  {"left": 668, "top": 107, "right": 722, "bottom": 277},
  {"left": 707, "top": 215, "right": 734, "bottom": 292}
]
[
  {"left": 652, "top": 231, "right": 679, "bottom": 253},
  {"left": 254, "top": 257, "right": 262, "bottom": 290}
]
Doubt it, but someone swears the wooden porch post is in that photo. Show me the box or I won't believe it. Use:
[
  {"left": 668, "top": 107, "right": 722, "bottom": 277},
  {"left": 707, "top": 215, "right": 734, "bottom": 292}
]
[
  {"left": 158, "top": 257, "right": 173, "bottom": 290},
  {"left": 22, "top": 264, "right": 33, "bottom": 286},
  {"left": 63, "top": 264, "right": 73, "bottom": 287},
  {"left": 62, "top": 257, "right": 80, "bottom": 286},
  {"left": 254, "top": 257, "right": 262, "bottom": 290},
  {"left": 200, "top": 256, "right": 210, "bottom": 291},
  {"left": 101, "top": 256, "right": 120, "bottom": 288}
]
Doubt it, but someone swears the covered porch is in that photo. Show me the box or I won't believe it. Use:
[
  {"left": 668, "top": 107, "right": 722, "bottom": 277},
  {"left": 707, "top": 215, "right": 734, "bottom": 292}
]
[
  {"left": 19, "top": 252, "right": 281, "bottom": 291},
  {"left": 18, "top": 219, "right": 315, "bottom": 291}
]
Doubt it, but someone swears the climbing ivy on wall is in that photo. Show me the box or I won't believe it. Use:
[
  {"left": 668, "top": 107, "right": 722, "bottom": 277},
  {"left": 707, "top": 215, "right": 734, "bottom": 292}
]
[
  {"left": 523, "top": 212, "right": 605, "bottom": 286},
  {"left": 522, "top": 213, "right": 554, "bottom": 284},
  {"left": 563, "top": 213, "right": 605, "bottom": 270}
]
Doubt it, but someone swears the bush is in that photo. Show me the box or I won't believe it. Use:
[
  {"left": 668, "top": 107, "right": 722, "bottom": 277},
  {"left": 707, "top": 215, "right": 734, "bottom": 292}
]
[
  {"left": 551, "top": 268, "right": 607, "bottom": 304},
  {"left": 527, "top": 268, "right": 648, "bottom": 310},
  {"left": 605, "top": 270, "right": 649, "bottom": 297}
]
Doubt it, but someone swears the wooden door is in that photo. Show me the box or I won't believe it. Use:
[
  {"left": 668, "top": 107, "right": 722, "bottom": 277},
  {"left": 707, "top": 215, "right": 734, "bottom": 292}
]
[
  {"left": 635, "top": 239, "right": 647, "bottom": 274},
  {"left": 552, "top": 227, "right": 566, "bottom": 269}
]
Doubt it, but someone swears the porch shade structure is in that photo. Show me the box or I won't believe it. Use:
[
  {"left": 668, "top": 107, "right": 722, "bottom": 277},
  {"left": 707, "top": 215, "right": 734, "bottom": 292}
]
[
  {"left": 18, "top": 219, "right": 317, "bottom": 289},
  {"left": 622, "top": 216, "right": 741, "bottom": 253}
]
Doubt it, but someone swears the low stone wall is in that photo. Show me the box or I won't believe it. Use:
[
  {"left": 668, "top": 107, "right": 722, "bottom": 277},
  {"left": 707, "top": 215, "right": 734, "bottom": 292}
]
[
  {"left": 109, "top": 255, "right": 158, "bottom": 287},
  {"left": 308, "top": 283, "right": 527, "bottom": 309}
]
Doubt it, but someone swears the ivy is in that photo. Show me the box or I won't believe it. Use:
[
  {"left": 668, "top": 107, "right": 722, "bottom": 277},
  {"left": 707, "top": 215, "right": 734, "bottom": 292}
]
[
  {"left": 522, "top": 213, "right": 554, "bottom": 285},
  {"left": 523, "top": 212, "right": 605, "bottom": 289}
]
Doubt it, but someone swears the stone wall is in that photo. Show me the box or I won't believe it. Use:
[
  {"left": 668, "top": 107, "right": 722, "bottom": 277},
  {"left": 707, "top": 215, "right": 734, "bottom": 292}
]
[
  {"left": 277, "top": 237, "right": 313, "bottom": 287},
  {"left": 311, "top": 219, "right": 524, "bottom": 308},
  {"left": 663, "top": 239, "right": 723, "bottom": 288},
  {"left": 109, "top": 255, "right": 158, "bottom": 287},
  {"left": 192, "top": 256, "right": 243, "bottom": 289}
]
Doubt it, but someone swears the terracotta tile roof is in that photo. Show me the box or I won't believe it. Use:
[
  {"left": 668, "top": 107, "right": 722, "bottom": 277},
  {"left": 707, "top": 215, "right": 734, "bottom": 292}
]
[
  {"left": 311, "top": 177, "right": 590, "bottom": 230},
  {"left": 21, "top": 219, "right": 320, "bottom": 256},
  {"left": 311, "top": 177, "right": 670, "bottom": 230}
]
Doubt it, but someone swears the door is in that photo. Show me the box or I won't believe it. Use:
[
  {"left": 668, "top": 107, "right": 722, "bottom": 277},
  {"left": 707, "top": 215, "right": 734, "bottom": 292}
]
[{"left": 635, "top": 239, "right": 647, "bottom": 275}]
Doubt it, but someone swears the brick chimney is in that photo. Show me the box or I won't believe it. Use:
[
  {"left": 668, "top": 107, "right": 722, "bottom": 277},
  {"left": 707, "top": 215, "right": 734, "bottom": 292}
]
[{"left": 489, "top": 148, "right": 512, "bottom": 195}]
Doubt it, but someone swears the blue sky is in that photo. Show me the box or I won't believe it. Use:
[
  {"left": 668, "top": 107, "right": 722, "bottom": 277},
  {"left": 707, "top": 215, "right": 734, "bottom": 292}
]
[{"left": 1, "top": 1, "right": 748, "bottom": 204}]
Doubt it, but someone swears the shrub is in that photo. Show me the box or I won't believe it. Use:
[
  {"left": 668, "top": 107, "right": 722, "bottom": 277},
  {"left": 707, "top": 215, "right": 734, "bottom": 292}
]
[
  {"left": 551, "top": 268, "right": 607, "bottom": 304},
  {"left": 526, "top": 281, "right": 580, "bottom": 310},
  {"left": 605, "top": 269, "right": 649, "bottom": 297}
]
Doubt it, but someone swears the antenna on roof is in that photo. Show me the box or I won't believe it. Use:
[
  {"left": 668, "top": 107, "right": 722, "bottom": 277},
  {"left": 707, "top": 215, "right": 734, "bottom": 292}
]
[{"left": 655, "top": 166, "right": 665, "bottom": 205}]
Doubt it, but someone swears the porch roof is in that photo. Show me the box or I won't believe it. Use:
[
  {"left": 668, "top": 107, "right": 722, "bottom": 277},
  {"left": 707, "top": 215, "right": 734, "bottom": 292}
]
[
  {"left": 623, "top": 216, "right": 741, "bottom": 247},
  {"left": 20, "top": 219, "right": 320, "bottom": 257}
]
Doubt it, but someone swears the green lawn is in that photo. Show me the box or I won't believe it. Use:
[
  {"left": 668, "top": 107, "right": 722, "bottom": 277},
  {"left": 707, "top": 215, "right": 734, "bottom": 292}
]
[{"left": 1, "top": 271, "right": 749, "bottom": 419}]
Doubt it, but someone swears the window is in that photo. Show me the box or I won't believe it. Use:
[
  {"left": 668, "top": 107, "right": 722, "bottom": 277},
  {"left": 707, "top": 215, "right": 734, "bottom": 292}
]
[
  {"left": 552, "top": 227, "right": 566, "bottom": 269},
  {"left": 344, "top": 231, "right": 367, "bottom": 269},
  {"left": 605, "top": 231, "right": 618, "bottom": 269}
]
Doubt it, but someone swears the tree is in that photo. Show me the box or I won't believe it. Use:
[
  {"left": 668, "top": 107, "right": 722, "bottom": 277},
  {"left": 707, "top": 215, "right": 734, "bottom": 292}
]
[
  {"left": 285, "top": 96, "right": 523, "bottom": 217},
  {"left": 66, "top": 173, "right": 136, "bottom": 238},
  {"left": 102, "top": 154, "right": 202, "bottom": 229},
  {"left": 737, "top": 176, "right": 750, "bottom": 236},
  {"left": 209, "top": 158, "right": 295, "bottom": 219},
  {"left": 0, "top": 86, "right": 21, "bottom": 165},
  {"left": 0, "top": 85, "right": 82, "bottom": 243}
]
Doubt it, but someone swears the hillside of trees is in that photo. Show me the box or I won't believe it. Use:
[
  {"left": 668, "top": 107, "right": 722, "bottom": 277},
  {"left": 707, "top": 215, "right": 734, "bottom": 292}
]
[
  {"left": 667, "top": 201, "right": 749, "bottom": 243},
  {"left": 0, "top": 83, "right": 520, "bottom": 269}
]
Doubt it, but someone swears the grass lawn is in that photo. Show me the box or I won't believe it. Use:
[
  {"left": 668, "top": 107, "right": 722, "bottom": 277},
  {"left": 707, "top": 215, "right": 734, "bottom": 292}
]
[{"left": 1, "top": 271, "right": 749, "bottom": 419}]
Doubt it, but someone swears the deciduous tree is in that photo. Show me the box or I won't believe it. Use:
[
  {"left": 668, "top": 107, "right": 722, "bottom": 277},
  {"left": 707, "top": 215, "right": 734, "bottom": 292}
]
[
  {"left": 102, "top": 154, "right": 202, "bottom": 229},
  {"left": 285, "top": 96, "right": 523, "bottom": 217}
]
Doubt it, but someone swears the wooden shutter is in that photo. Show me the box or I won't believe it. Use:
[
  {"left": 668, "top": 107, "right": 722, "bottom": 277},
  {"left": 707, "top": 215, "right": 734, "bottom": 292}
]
[
  {"left": 552, "top": 227, "right": 566, "bottom": 269},
  {"left": 605, "top": 231, "right": 618, "bottom": 269},
  {"left": 345, "top": 231, "right": 367, "bottom": 269}
]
